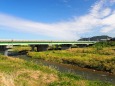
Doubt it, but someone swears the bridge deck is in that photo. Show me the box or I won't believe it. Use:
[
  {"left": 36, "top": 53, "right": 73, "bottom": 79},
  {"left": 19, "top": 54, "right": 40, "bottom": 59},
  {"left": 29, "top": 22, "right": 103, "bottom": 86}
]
[{"left": 0, "top": 40, "right": 97, "bottom": 45}]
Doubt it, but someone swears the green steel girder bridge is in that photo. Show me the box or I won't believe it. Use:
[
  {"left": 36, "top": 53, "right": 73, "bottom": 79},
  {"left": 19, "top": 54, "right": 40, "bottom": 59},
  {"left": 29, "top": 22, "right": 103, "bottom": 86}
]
[
  {"left": 0, "top": 40, "right": 97, "bottom": 45},
  {"left": 0, "top": 40, "right": 97, "bottom": 56}
]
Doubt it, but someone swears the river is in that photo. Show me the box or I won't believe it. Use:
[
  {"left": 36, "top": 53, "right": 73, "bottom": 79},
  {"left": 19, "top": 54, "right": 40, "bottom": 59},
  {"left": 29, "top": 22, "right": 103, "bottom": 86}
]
[{"left": 13, "top": 55, "right": 115, "bottom": 85}]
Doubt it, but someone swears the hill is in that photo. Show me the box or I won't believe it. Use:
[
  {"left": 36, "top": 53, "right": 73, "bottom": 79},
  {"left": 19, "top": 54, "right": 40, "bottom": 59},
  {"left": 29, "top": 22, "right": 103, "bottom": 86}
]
[{"left": 78, "top": 35, "right": 112, "bottom": 41}]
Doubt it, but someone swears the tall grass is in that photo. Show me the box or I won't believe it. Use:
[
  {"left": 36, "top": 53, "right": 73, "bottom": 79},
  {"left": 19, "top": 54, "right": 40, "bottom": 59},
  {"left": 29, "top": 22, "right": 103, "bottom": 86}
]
[
  {"left": 0, "top": 54, "right": 112, "bottom": 86},
  {"left": 27, "top": 46, "right": 115, "bottom": 74}
]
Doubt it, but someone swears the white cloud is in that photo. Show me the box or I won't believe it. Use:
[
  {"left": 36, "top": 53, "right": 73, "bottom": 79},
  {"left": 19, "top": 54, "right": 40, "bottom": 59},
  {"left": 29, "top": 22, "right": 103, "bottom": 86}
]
[
  {"left": 101, "top": 11, "right": 115, "bottom": 33},
  {"left": 0, "top": 0, "right": 115, "bottom": 40}
]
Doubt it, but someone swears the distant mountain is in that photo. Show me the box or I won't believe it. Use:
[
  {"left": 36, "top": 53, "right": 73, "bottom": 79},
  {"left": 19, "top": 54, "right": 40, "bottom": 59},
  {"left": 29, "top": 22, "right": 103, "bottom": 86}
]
[{"left": 78, "top": 35, "right": 112, "bottom": 41}]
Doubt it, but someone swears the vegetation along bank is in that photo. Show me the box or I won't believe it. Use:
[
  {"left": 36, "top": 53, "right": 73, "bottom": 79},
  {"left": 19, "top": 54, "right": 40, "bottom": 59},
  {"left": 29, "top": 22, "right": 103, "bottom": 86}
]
[
  {"left": 0, "top": 54, "right": 113, "bottom": 86},
  {"left": 27, "top": 42, "right": 115, "bottom": 74}
]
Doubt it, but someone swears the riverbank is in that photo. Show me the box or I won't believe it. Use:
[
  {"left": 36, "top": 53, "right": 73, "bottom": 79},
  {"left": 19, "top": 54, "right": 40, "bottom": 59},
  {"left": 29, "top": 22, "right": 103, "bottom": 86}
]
[
  {"left": 0, "top": 54, "right": 113, "bottom": 86},
  {"left": 27, "top": 47, "right": 115, "bottom": 74},
  {"left": 17, "top": 55, "right": 115, "bottom": 85}
]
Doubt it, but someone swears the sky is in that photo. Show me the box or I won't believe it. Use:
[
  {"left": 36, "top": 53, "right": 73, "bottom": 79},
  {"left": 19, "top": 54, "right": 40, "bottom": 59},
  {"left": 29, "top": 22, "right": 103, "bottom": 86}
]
[{"left": 0, "top": 0, "right": 115, "bottom": 40}]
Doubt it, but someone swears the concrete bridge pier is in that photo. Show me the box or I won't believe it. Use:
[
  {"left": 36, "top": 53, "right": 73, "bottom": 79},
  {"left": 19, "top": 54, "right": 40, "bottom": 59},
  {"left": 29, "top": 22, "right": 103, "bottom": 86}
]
[
  {"left": 4, "top": 49, "right": 9, "bottom": 56},
  {"left": 0, "top": 46, "right": 6, "bottom": 51},
  {"left": 0, "top": 46, "right": 9, "bottom": 56},
  {"left": 35, "top": 45, "right": 49, "bottom": 52},
  {"left": 55, "top": 45, "right": 61, "bottom": 50},
  {"left": 0, "top": 46, "right": 6, "bottom": 54},
  {"left": 61, "top": 44, "right": 72, "bottom": 50},
  {"left": 0, "top": 45, "right": 13, "bottom": 56},
  {"left": 30, "top": 45, "right": 35, "bottom": 51},
  {"left": 52, "top": 45, "right": 61, "bottom": 50}
]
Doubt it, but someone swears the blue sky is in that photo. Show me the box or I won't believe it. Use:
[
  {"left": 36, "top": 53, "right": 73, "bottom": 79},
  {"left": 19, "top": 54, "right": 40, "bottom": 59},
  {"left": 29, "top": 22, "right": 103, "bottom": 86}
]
[{"left": 0, "top": 0, "right": 115, "bottom": 40}]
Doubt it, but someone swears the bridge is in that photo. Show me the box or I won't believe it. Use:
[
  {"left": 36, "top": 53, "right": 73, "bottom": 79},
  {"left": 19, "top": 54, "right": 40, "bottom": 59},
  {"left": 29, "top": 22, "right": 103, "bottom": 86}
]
[
  {"left": 0, "top": 40, "right": 97, "bottom": 56},
  {"left": 0, "top": 40, "right": 97, "bottom": 45}
]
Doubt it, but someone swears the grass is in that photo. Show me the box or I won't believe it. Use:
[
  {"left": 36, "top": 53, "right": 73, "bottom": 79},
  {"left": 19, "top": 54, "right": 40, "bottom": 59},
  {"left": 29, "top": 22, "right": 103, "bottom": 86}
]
[
  {"left": 12, "top": 45, "right": 31, "bottom": 52},
  {"left": 27, "top": 46, "right": 115, "bottom": 74},
  {"left": 0, "top": 54, "right": 113, "bottom": 86}
]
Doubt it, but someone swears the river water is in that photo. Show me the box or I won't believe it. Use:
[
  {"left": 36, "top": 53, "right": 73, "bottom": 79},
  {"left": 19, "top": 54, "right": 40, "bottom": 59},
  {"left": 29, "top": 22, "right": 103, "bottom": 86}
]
[{"left": 14, "top": 55, "right": 115, "bottom": 85}]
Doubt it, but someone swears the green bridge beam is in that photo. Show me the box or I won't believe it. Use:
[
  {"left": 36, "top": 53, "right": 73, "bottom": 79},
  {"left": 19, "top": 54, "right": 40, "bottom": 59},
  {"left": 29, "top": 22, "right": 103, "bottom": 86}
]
[{"left": 0, "top": 40, "right": 97, "bottom": 45}]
